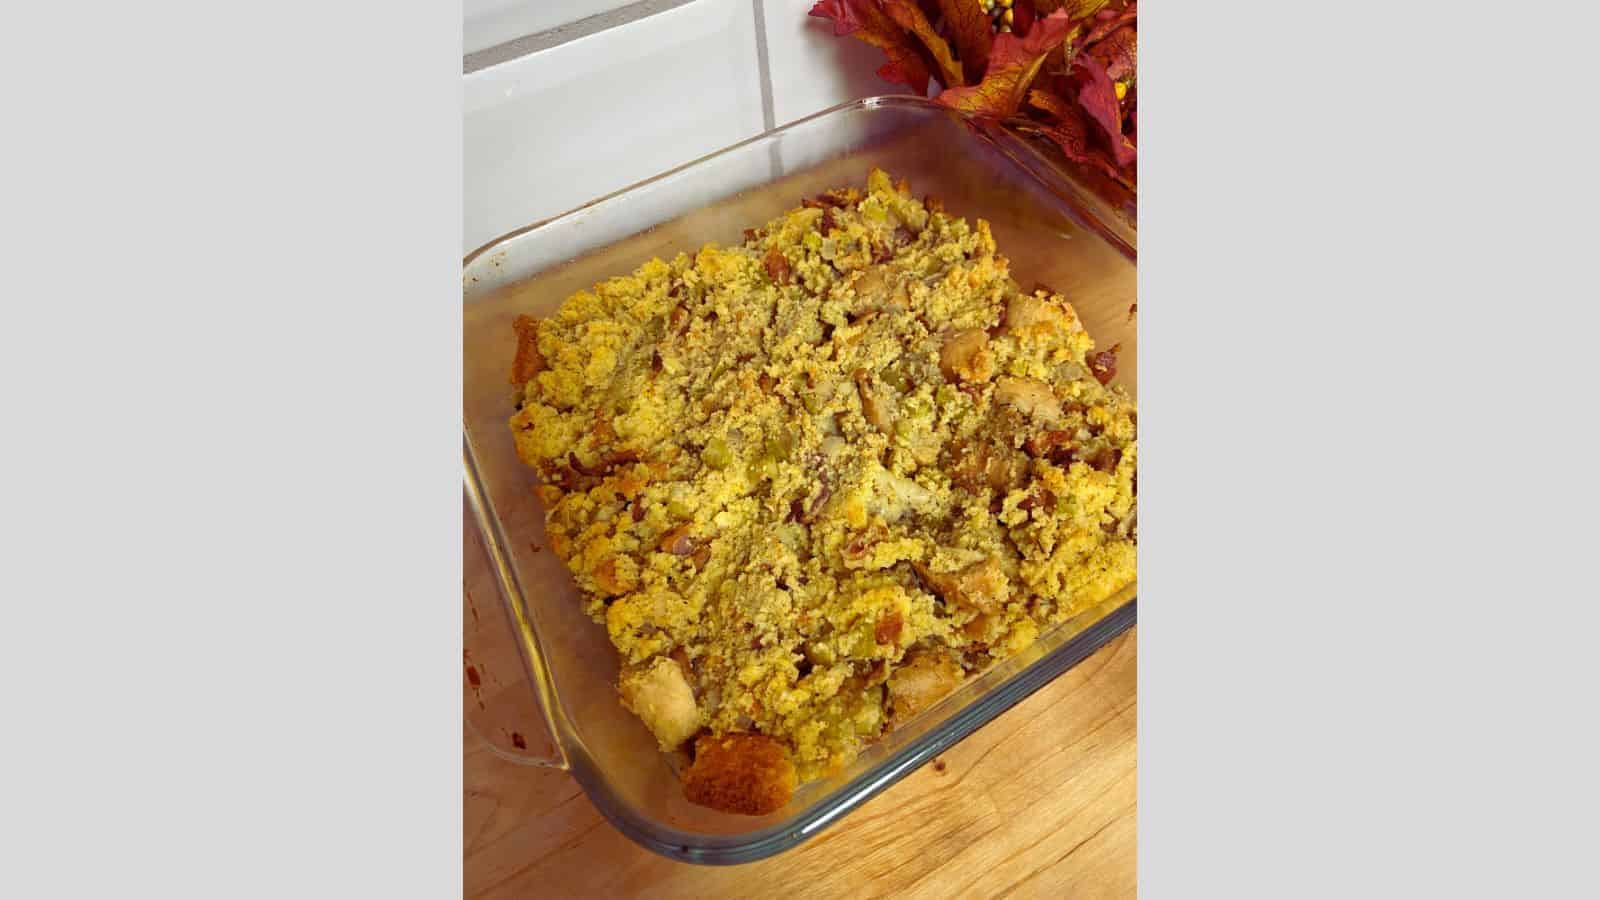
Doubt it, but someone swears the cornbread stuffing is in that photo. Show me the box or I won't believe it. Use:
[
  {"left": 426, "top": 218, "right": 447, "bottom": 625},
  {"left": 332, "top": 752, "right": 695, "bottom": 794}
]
[{"left": 508, "top": 169, "right": 1136, "bottom": 815}]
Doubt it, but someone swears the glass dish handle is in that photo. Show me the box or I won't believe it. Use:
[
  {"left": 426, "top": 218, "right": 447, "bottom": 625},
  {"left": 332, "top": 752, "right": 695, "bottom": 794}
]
[{"left": 464, "top": 499, "right": 565, "bottom": 768}]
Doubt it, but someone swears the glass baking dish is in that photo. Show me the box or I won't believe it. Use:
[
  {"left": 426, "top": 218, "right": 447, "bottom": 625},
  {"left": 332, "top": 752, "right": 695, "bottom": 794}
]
[{"left": 463, "top": 96, "right": 1136, "bottom": 864}]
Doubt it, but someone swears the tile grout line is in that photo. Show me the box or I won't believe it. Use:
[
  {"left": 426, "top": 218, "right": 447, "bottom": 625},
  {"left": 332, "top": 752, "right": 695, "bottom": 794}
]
[
  {"left": 751, "top": 0, "right": 781, "bottom": 180},
  {"left": 464, "top": 0, "right": 699, "bottom": 74},
  {"left": 750, "top": 0, "right": 777, "bottom": 132}
]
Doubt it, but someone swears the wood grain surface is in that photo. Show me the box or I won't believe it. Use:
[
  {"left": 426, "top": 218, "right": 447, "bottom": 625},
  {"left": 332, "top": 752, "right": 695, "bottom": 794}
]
[{"left": 464, "top": 627, "right": 1136, "bottom": 898}]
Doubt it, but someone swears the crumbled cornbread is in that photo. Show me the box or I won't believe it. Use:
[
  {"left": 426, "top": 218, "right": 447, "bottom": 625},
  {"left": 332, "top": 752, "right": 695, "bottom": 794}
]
[{"left": 508, "top": 169, "right": 1136, "bottom": 814}]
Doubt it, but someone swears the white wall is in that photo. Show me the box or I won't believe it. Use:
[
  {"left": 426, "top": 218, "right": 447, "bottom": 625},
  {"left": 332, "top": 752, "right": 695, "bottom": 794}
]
[{"left": 464, "top": 0, "right": 890, "bottom": 253}]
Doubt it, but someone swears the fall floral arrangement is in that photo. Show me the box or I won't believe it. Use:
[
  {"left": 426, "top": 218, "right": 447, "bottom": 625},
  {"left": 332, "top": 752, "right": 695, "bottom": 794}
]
[{"left": 810, "top": 0, "right": 1136, "bottom": 192}]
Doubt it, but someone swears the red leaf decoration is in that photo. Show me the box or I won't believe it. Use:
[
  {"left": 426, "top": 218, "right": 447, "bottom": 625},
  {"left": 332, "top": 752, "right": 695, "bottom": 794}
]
[
  {"left": 882, "top": 0, "right": 964, "bottom": 88},
  {"left": 1033, "top": 0, "right": 1112, "bottom": 18},
  {"left": 809, "top": 0, "right": 867, "bottom": 36},
  {"left": 935, "top": 0, "right": 995, "bottom": 82},
  {"left": 936, "top": 10, "right": 1076, "bottom": 119},
  {"left": 1034, "top": 110, "right": 1125, "bottom": 181},
  {"left": 809, "top": 0, "right": 934, "bottom": 95},
  {"left": 1013, "top": 1, "right": 1036, "bottom": 37},
  {"left": 1071, "top": 52, "right": 1135, "bottom": 166},
  {"left": 1080, "top": 2, "right": 1136, "bottom": 48},
  {"left": 1089, "top": 24, "right": 1136, "bottom": 82},
  {"left": 812, "top": 0, "right": 1137, "bottom": 188}
]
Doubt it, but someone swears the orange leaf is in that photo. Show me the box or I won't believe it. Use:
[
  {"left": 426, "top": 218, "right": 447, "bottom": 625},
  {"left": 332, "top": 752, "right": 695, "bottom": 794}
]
[
  {"left": 935, "top": 0, "right": 994, "bottom": 81},
  {"left": 882, "top": 0, "right": 963, "bottom": 87},
  {"left": 1026, "top": 87, "right": 1074, "bottom": 120},
  {"left": 810, "top": 0, "right": 934, "bottom": 95},
  {"left": 1033, "top": 0, "right": 1112, "bottom": 18},
  {"left": 936, "top": 10, "right": 1075, "bottom": 119}
]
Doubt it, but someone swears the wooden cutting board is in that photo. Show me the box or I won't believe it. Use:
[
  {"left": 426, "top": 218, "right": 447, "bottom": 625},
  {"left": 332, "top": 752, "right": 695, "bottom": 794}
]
[{"left": 464, "top": 608, "right": 1136, "bottom": 898}]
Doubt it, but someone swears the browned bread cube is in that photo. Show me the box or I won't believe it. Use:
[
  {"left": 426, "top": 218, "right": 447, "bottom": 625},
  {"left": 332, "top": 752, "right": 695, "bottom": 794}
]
[{"left": 682, "top": 733, "right": 797, "bottom": 816}]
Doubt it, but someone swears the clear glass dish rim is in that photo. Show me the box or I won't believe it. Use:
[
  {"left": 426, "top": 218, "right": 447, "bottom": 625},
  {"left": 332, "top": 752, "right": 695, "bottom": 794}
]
[{"left": 463, "top": 95, "right": 1137, "bottom": 865}]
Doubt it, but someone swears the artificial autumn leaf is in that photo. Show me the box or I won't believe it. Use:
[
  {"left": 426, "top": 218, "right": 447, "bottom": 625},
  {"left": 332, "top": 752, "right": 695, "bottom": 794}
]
[
  {"left": 1080, "top": 2, "right": 1136, "bottom": 49},
  {"left": 809, "top": 0, "right": 1138, "bottom": 191},
  {"left": 1012, "top": 1, "right": 1036, "bottom": 37},
  {"left": 1026, "top": 87, "right": 1074, "bottom": 120},
  {"left": 1033, "top": 0, "right": 1112, "bottom": 18},
  {"left": 1026, "top": 84, "right": 1127, "bottom": 184},
  {"left": 1035, "top": 0, "right": 1111, "bottom": 69},
  {"left": 809, "top": 0, "right": 934, "bottom": 95},
  {"left": 1090, "top": 24, "right": 1136, "bottom": 82},
  {"left": 810, "top": 0, "right": 867, "bottom": 35},
  {"left": 935, "top": 0, "right": 993, "bottom": 82},
  {"left": 1071, "top": 52, "right": 1135, "bottom": 166},
  {"left": 936, "top": 9, "right": 1075, "bottom": 119},
  {"left": 1028, "top": 107, "right": 1124, "bottom": 180},
  {"left": 882, "top": 0, "right": 963, "bottom": 88}
]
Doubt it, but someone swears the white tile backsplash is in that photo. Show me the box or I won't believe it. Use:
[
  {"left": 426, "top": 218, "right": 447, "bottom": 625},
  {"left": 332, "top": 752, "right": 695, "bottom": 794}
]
[
  {"left": 462, "top": 0, "right": 907, "bottom": 254},
  {"left": 759, "top": 0, "right": 894, "bottom": 127},
  {"left": 464, "top": 0, "right": 635, "bottom": 56},
  {"left": 464, "top": 0, "right": 765, "bottom": 252}
]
